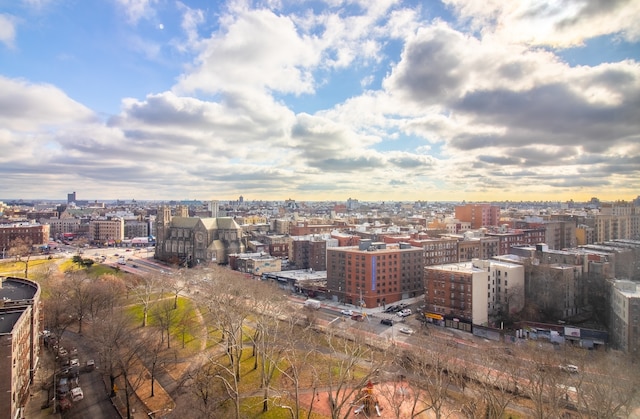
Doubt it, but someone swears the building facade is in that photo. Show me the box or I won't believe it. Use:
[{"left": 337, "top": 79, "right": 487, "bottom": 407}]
[
  {"left": 0, "top": 277, "right": 42, "bottom": 419},
  {"left": 326, "top": 241, "right": 424, "bottom": 308},
  {"left": 89, "top": 218, "right": 125, "bottom": 245},
  {"left": 454, "top": 204, "right": 501, "bottom": 229},
  {"left": 609, "top": 280, "right": 640, "bottom": 357},
  {"left": 155, "top": 206, "right": 245, "bottom": 265},
  {"left": 0, "top": 223, "right": 50, "bottom": 252},
  {"left": 291, "top": 236, "right": 327, "bottom": 271},
  {"left": 424, "top": 261, "right": 488, "bottom": 330}
]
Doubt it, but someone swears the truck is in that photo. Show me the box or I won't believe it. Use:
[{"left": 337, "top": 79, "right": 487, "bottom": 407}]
[{"left": 304, "top": 299, "right": 321, "bottom": 310}]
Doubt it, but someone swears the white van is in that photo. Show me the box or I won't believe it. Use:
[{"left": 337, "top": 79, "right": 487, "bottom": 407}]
[{"left": 304, "top": 299, "right": 321, "bottom": 310}]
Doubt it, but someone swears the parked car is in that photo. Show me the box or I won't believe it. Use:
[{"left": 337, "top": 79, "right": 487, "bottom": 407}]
[
  {"left": 560, "top": 364, "right": 579, "bottom": 373},
  {"left": 85, "top": 359, "right": 95, "bottom": 372},
  {"left": 57, "top": 377, "right": 70, "bottom": 396},
  {"left": 70, "top": 387, "right": 84, "bottom": 402},
  {"left": 399, "top": 327, "right": 414, "bottom": 335},
  {"left": 380, "top": 318, "right": 394, "bottom": 326},
  {"left": 384, "top": 305, "right": 398, "bottom": 313},
  {"left": 397, "top": 309, "right": 412, "bottom": 317}
]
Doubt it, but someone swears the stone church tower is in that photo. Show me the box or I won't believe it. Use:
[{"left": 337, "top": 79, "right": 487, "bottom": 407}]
[{"left": 155, "top": 206, "right": 172, "bottom": 259}]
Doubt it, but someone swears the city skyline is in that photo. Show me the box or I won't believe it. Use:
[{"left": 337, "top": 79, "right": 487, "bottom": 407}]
[{"left": 1, "top": 1, "right": 639, "bottom": 202}]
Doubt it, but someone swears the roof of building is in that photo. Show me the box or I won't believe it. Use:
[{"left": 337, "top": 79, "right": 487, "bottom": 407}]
[
  {"left": 170, "top": 217, "right": 201, "bottom": 228},
  {"left": 425, "top": 261, "right": 483, "bottom": 273},
  {"left": 0, "top": 310, "right": 25, "bottom": 334},
  {"left": 0, "top": 277, "right": 38, "bottom": 301}
]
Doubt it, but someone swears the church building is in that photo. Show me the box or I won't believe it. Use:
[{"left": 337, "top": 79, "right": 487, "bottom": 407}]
[{"left": 155, "top": 205, "right": 245, "bottom": 266}]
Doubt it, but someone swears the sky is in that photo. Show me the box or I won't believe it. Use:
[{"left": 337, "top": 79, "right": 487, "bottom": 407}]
[{"left": 1, "top": 0, "right": 639, "bottom": 203}]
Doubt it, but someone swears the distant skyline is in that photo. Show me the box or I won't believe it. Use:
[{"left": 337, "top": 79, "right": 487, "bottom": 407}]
[{"left": 1, "top": 0, "right": 639, "bottom": 202}]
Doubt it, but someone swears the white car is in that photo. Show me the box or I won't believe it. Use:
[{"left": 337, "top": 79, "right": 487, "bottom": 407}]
[
  {"left": 70, "top": 358, "right": 80, "bottom": 367},
  {"left": 70, "top": 387, "right": 84, "bottom": 402},
  {"left": 399, "top": 327, "right": 414, "bottom": 335},
  {"left": 560, "top": 364, "right": 579, "bottom": 373},
  {"left": 397, "top": 309, "right": 412, "bottom": 317},
  {"left": 340, "top": 309, "right": 354, "bottom": 316}
]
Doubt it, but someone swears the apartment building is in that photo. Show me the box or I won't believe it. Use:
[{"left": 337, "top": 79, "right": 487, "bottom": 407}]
[
  {"left": 291, "top": 236, "right": 327, "bottom": 271},
  {"left": 0, "top": 277, "right": 42, "bottom": 419},
  {"left": 594, "top": 202, "right": 640, "bottom": 242},
  {"left": 326, "top": 241, "right": 424, "bottom": 308},
  {"left": 609, "top": 280, "right": 640, "bottom": 356},
  {"left": 40, "top": 217, "right": 81, "bottom": 238},
  {"left": 409, "top": 238, "right": 458, "bottom": 266},
  {"left": 486, "top": 228, "right": 546, "bottom": 255},
  {"left": 0, "top": 223, "right": 50, "bottom": 251},
  {"left": 124, "top": 220, "right": 149, "bottom": 239},
  {"left": 454, "top": 204, "right": 500, "bottom": 229},
  {"left": 576, "top": 224, "right": 595, "bottom": 245},
  {"left": 424, "top": 261, "right": 488, "bottom": 330},
  {"left": 89, "top": 217, "right": 125, "bottom": 245},
  {"left": 472, "top": 259, "right": 525, "bottom": 316}
]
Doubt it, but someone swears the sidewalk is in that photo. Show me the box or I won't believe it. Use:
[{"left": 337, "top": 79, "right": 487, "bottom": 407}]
[{"left": 23, "top": 348, "right": 59, "bottom": 418}]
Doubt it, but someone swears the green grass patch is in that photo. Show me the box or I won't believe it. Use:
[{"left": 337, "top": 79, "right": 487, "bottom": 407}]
[
  {"left": 239, "top": 396, "right": 329, "bottom": 419},
  {"left": 124, "top": 295, "right": 206, "bottom": 355},
  {"left": 0, "top": 258, "right": 52, "bottom": 276}
]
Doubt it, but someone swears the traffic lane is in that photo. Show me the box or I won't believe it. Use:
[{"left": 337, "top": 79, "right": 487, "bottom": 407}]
[{"left": 62, "top": 368, "right": 119, "bottom": 419}]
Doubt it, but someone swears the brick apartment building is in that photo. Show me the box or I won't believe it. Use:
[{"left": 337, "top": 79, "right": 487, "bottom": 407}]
[
  {"left": 486, "top": 228, "right": 546, "bottom": 255},
  {"left": 327, "top": 240, "right": 424, "bottom": 308},
  {"left": 0, "top": 277, "right": 42, "bottom": 419},
  {"left": 454, "top": 204, "right": 501, "bottom": 229},
  {"left": 291, "top": 236, "right": 327, "bottom": 271},
  {"left": 89, "top": 218, "right": 125, "bottom": 245},
  {"left": 0, "top": 223, "right": 50, "bottom": 253}
]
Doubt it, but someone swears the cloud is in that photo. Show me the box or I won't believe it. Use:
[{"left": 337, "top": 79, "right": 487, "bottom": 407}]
[
  {"left": 0, "top": 14, "right": 17, "bottom": 48},
  {"left": 115, "top": 0, "right": 157, "bottom": 25},
  {"left": 0, "top": 76, "right": 96, "bottom": 131},
  {"left": 444, "top": 0, "right": 640, "bottom": 47},
  {"left": 175, "top": 8, "right": 321, "bottom": 96}
]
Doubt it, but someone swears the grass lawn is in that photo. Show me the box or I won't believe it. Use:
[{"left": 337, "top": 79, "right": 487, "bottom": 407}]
[{"left": 125, "top": 295, "right": 205, "bottom": 355}]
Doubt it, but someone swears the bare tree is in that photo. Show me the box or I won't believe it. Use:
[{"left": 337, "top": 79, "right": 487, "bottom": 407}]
[
  {"left": 520, "top": 342, "right": 565, "bottom": 419},
  {"left": 397, "top": 340, "right": 463, "bottom": 419},
  {"left": 575, "top": 351, "right": 640, "bottom": 418},
  {"left": 90, "top": 311, "right": 136, "bottom": 398},
  {"left": 129, "top": 274, "right": 162, "bottom": 327},
  {"left": 87, "top": 274, "right": 126, "bottom": 320},
  {"left": 42, "top": 276, "right": 75, "bottom": 339},
  {"left": 152, "top": 298, "right": 179, "bottom": 349},
  {"left": 248, "top": 282, "right": 293, "bottom": 413},
  {"left": 204, "top": 351, "right": 242, "bottom": 419},
  {"left": 472, "top": 347, "right": 522, "bottom": 418},
  {"left": 8, "top": 237, "right": 34, "bottom": 278},
  {"left": 273, "top": 338, "right": 322, "bottom": 419},
  {"left": 65, "top": 271, "right": 92, "bottom": 335},
  {"left": 323, "top": 332, "right": 381, "bottom": 419},
  {"left": 184, "top": 362, "right": 228, "bottom": 418},
  {"left": 167, "top": 273, "right": 187, "bottom": 309},
  {"left": 177, "top": 307, "right": 198, "bottom": 349},
  {"left": 140, "top": 328, "right": 176, "bottom": 398}
]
